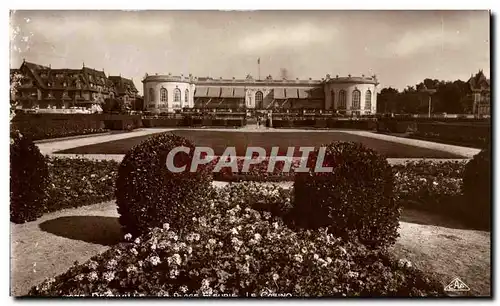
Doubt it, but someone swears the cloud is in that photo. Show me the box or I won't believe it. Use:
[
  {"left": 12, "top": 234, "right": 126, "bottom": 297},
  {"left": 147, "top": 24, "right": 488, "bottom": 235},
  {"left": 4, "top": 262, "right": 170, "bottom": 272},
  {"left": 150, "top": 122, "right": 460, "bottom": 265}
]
[
  {"left": 387, "top": 27, "right": 467, "bottom": 57},
  {"left": 237, "top": 22, "right": 338, "bottom": 53}
]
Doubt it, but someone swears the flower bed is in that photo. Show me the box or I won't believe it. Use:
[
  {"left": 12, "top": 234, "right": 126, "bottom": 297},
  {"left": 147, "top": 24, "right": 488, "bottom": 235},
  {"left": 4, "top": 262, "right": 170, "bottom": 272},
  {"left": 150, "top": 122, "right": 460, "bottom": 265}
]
[
  {"left": 29, "top": 184, "right": 444, "bottom": 297},
  {"left": 392, "top": 160, "right": 466, "bottom": 216},
  {"left": 44, "top": 157, "right": 119, "bottom": 213}
]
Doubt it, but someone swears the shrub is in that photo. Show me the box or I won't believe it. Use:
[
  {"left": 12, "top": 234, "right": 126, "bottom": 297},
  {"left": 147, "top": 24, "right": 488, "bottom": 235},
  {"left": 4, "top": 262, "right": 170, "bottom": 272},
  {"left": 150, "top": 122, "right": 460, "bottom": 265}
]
[
  {"left": 45, "top": 157, "right": 119, "bottom": 213},
  {"left": 10, "top": 131, "right": 49, "bottom": 223},
  {"left": 115, "top": 132, "right": 213, "bottom": 236},
  {"left": 29, "top": 184, "right": 443, "bottom": 297},
  {"left": 292, "top": 141, "right": 398, "bottom": 248},
  {"left": 462, "top": 145, "right": 491, "bottom": 229},
  {"left": 10, "top": 113, "right": 107, "bottom": 140}
]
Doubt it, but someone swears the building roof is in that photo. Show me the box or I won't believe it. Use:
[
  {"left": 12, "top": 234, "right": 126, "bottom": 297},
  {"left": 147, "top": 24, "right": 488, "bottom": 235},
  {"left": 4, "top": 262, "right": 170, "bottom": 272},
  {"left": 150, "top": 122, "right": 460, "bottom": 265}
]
[
  {"left": 12, "top": 60, "right": 136, "bottom": 95},
  {"left": 109, "top": 76, "right": 139, "bottom": 94},
  {"left": 207, "top": 87, "right": 221, "bottom": 97},
  {"left": 194, "top": 87, "right": 209, "bottom": 98},
  {"left": 468, "top": 70, "right": 490, "bottom": 92},
  {"left": 285, "top": 88, "right": 298, "bottom": 99}
]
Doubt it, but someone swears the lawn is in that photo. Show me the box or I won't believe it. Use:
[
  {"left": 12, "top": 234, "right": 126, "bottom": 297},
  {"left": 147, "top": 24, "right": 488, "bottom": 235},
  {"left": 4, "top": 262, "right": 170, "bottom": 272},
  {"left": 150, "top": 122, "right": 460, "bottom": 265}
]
[{"left": 56, "top": 130, "right": 463, "bottom": 158}]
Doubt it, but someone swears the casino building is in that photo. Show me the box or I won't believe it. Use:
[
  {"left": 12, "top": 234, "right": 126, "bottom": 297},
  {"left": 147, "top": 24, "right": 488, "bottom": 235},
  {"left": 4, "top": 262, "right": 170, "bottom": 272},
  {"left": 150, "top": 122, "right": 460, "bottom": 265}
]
[{"left": 142, "top": 73, "right": 379, "bottom": 115}]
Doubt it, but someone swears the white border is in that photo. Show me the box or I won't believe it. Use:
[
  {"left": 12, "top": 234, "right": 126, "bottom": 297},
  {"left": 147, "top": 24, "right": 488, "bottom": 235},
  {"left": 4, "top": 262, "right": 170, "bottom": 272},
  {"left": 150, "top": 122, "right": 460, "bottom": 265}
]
[{"left": 2, "top": 2, "right": 498, "bottom": 306}]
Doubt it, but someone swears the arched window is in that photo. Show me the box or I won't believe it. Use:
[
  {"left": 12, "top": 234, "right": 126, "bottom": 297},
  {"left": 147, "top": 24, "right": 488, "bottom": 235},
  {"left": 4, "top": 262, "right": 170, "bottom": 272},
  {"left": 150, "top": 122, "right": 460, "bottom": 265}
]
[
  {"left": 174, "top": 88, "right": 181, "bottom": 102},
  {"left": 149, "top": 88, "right": 155, "bottom": 102},
  {"left": 365, "top": 90, "right": 372, "bottom": 110},
  {"left": 352, "top": 90, "right": 361, "bottom": 109},
  {"left": 331, "top": 90, "right": 335, "bottom": 109},
  {"left": 255, "top": 91, "right": 264, "bottom": 109},
  {"left": 339, "top": 90, "right": 346, "bottom": 109},
  {"left": 185, "top": 89, "right": 189, "bottom": 103},
  {"left": 160, "top": 88, "right": 168, "bottom": 102}
]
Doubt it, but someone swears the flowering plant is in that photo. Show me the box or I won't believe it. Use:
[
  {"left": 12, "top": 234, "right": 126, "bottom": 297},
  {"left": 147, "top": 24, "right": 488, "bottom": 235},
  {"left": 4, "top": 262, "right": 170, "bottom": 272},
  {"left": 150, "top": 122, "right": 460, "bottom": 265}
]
[{"left": 30, "top": 184, "right": 443, "bottom": 297}]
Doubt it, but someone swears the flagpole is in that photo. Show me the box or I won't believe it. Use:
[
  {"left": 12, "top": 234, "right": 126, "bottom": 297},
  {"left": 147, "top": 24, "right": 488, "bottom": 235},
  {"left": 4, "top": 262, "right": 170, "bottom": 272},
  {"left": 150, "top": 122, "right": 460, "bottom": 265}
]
[{"left": 258, "top": 57, "right": 261, "bottom": 80}]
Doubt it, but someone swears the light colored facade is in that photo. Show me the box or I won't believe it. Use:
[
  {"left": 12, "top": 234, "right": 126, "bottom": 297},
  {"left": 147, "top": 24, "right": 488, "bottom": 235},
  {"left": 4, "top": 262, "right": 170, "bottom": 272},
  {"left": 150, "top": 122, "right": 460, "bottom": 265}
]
[{"left": 142, "top": 73, "right": 378, "bottom": 115}]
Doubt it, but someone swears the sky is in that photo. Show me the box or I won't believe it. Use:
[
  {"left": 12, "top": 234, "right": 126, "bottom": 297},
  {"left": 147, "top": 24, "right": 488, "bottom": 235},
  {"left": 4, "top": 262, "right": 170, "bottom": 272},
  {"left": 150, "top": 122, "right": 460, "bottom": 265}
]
[{"left": 9, "top": 10, "right": 490, "bottom": 95}]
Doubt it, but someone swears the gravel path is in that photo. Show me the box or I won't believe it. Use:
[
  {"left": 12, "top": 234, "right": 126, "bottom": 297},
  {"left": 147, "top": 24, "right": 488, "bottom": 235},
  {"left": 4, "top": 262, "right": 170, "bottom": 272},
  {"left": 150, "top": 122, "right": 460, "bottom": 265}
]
[{"left": 11, "top": 195, "right": 490, "bottom": 296}]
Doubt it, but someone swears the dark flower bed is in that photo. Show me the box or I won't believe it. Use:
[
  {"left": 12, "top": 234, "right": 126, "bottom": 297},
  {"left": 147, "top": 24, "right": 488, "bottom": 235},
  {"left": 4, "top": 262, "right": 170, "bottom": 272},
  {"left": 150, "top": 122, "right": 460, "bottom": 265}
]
[
  {"left": 392, "top": 160, "right": 466, "bottom": 216},
  {"left": 29, "top": 184, "right": 444, "bottom": 297},
  {"left": 44, "top": 157, "right": 119, "bottom": 213}
]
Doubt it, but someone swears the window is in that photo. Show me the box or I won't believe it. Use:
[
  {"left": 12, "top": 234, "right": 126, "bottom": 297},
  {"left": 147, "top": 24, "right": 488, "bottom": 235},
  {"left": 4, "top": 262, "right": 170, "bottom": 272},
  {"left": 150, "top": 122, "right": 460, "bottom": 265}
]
[
  {"left": 160, "top": 88, "right": 168, "bottom": 102},
  {"left": 365, "top": 90, "right": 372, "bottom": 110},
  {"left": 63, "top": 82, "right": 67, "bottom": 87},
  {"left": 174, "top": 88, "right": 181, "bottom": 103},
  {"left": 331, "top": 90, "right": 335, "bottom": 109},
  {"left": 185, "top": 89, "right": 189, "bottom": 103},
  {"left": 255, "top": 91, "right": 264, "bottom": 108},
  {"left": 149, "top": 88, "right": 155, "bottom": 102},
  {"left": 338, "top": 90, "right": 346, "bottom": 109},
  {"left": 352, "top": 90, "right": 361, "bottom": 109}
]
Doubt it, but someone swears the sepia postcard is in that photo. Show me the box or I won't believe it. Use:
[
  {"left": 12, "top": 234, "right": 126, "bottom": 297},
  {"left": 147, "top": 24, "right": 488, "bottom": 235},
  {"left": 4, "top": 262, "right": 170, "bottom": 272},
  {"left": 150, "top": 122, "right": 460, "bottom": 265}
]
[{"left": 9, "top": 9, "right": 492, "bottom": 298}]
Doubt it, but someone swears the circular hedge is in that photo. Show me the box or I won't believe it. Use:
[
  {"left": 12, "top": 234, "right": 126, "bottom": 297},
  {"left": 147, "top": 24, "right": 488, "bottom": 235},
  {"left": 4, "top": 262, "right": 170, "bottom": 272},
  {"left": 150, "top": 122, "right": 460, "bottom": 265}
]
[
  {"left": 115, "top": 133, "right": 213, "bottom": 236},
  {"left": 462, "top": 144, "right": 491, "bottom": 230},
  {"left": 292, "top": 141, "right": 398, "bottom": 248},
  {"left": 10, "top": 131, "right": 49, "bottom": 223}
]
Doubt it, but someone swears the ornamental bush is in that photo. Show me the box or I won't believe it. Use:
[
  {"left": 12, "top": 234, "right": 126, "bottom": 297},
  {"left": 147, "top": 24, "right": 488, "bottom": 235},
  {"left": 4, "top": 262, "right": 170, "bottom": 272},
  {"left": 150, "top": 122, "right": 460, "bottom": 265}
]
[
  {"left": 115, "top": 132, "right": 213, "bottom": 236},
  {"left": 10, "top": 131, "right": 49, "bottom": 223},
  {"left": 292, "top": 141, "right": 398, "bottom": 248},
  {"left": 29, "top": 184, "right": 443, "bottom": 297},
  {"left": 462, "top": 144, "right": 491, "bottom": 229}
]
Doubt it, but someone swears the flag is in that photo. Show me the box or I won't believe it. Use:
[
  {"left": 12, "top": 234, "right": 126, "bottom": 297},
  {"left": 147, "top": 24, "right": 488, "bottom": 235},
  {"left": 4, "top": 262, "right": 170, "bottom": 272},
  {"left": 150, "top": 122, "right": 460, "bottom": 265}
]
[{"left": 257, "top": 58, "right": 260, "bottom": 65}]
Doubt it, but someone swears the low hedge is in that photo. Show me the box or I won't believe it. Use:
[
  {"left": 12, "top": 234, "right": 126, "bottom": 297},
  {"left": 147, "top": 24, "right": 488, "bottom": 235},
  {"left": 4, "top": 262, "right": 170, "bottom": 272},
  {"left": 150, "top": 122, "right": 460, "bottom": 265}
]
[
  {"left": 29, "top": 183, "right": 443, "bottom": 297},
  {"left": 271, "top": 119, "right": 376, "bottom": 130},
  {"left": 10, "top": 131, "right": 49, "bottom": 223}
]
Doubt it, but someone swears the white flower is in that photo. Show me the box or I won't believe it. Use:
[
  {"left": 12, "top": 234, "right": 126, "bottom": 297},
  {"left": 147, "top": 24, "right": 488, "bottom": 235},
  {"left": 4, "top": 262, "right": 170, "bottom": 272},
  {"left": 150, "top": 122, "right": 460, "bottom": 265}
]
[
  {"left": 87, "top": 271, "right": 98, "bottom": 281},
  {"left": 433, "top": 181, "right": 439, "bottom": 186},
  {"left": 313, "top": 254, "right": 319, "bottom": 260},
  {"left": 130, "top": 248, "right": 139, "bottom": 256},
  {"left": 301, "top": 247, "right": 307, "bottom": 254},
  {"left": 180, "top": 285, "right": 188, "bottom": 293},
  {"left": 294, "top": 254, "right": 303, "bottom": 263},
  {"left": 193, "top": 233, "right": 201, "bottom": 241},
  {"left": 347, "top": 271, "right": 359, "bottom": 278},
  {"left": 272, "top": 273, "right": 279, "bottom": 281},
  {"left": 149, "top": 256, "right": 161, "bottom": 266},
  {"left": 134, "top": 237, "right": 141, "bottom": 244},
  {"left": 230, "top": 228, "right": 238, "bottom": 235},
  {"left": 172, "top": 253, "right": 182, "bottom": 266},
  {"left": 103, "top": 271, "right": 115, "bottom": 282},
  {"left": 202, "top": 278, "right": 211, "bottom": 287},
  {"left": 124, "top": 233, "right": 132, "bottom": 241},
  {"left": 398, "top": 258, "right": 412, "bottom": 268},
  {"left": 254, "top": 233, "right": 262, "bottom": 240},
  {"left": 163, "top": 223, "right": 170, "bottom": 230},
  {"left": 326, "top": 257, "right": 332, "bottom": 264},
  {"left": 187, "top": 246, "right": 193, "bottom": 254},
  {"left": 106, "top": 259, "right": 118, "bottom": 270},
  {"left": 208, "top": 238, "right": 216, "bottom": 245},
  {"left": 75, "top": 274, "right": 85, "bottom": 281},
  {"left": 126, "top": 265, "right": 138, "bottom": 273}
]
